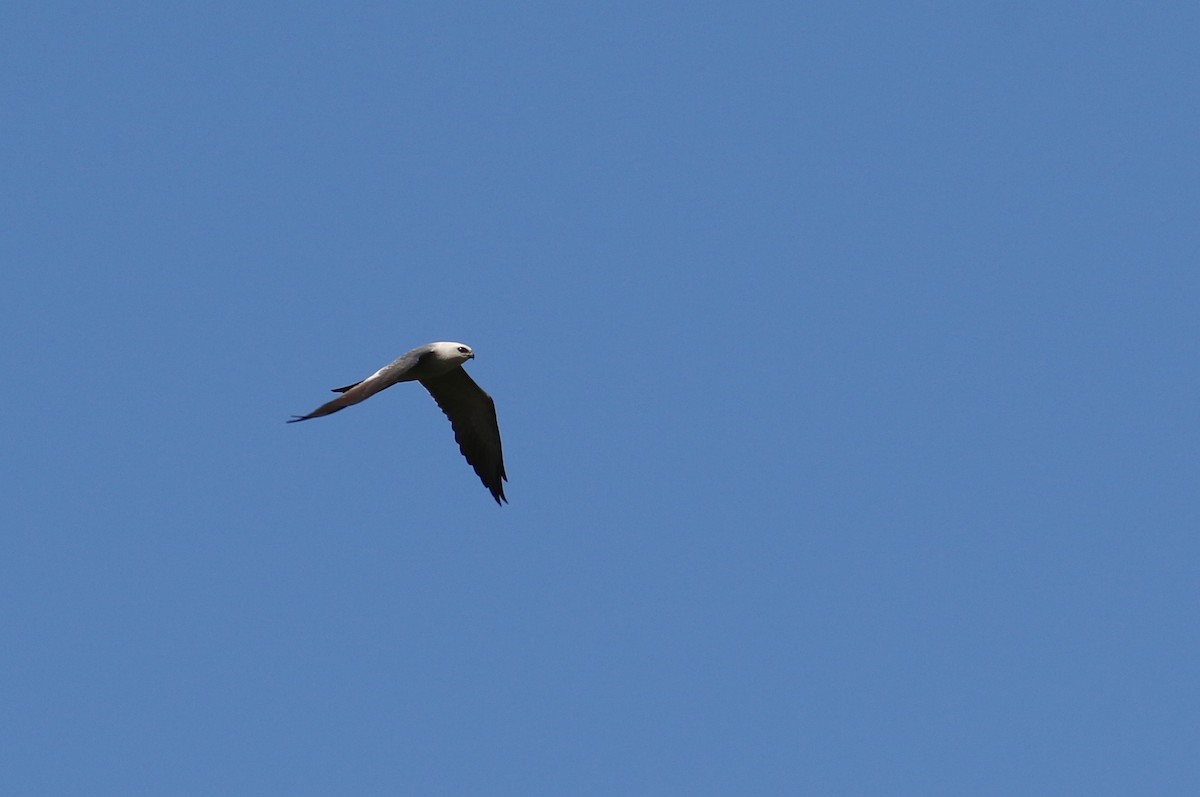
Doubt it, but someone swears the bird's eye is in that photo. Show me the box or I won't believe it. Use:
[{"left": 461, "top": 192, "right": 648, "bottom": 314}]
[{"left": 457, "top": 346, "right": 469, "bottom": 353}]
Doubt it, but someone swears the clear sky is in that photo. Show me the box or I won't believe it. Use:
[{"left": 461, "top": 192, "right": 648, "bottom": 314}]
[{"left": 2, "top": 2, "right": 1197, "bottom": 794}]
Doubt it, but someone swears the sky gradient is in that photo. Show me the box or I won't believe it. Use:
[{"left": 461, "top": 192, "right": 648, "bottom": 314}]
[{"left": 2, "top": 2, "right": 1198, "bottom": 794}]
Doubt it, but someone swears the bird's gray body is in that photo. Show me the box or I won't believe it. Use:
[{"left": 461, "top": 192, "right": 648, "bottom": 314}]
[{"left": 288, "top": 342, "right": 508, "bottom": 504}]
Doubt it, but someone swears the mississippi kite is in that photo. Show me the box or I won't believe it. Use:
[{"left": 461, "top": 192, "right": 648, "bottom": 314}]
[{"left": 288, "top": 341, "right": 508, "bottom": 505}]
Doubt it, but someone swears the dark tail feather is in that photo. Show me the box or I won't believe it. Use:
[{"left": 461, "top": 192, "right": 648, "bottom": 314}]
[{"left": 331, "top": 381, "right": 362, "bottom": 393}]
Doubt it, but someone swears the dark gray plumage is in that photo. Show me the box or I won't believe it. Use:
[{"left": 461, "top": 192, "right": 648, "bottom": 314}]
[{"left": 288, "top": 341, "right": 507, "bottom": 504}]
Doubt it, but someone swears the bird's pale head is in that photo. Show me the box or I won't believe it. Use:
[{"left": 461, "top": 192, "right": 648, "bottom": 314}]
[{"left": 430, "top": 341, "right": 475, "bottom": 364}]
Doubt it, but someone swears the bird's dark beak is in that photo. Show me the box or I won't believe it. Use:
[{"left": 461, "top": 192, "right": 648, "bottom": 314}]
[{"left": 468, "top": 352, "right": 475, "bottom": 359}]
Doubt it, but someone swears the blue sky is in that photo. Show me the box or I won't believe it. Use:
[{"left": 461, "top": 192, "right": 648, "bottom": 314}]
[{"left": 2, "top": 2, "right": 1197, "bottom": 794}]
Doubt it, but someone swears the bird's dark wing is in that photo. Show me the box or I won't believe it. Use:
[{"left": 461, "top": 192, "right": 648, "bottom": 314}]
[{"left": 420, "top": 367, "right": 507, "bottom": 504}]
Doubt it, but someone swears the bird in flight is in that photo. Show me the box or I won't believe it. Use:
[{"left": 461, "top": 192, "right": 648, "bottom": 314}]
[{"left": 288, "top": 341, "right": 507, "bottom": 504}]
